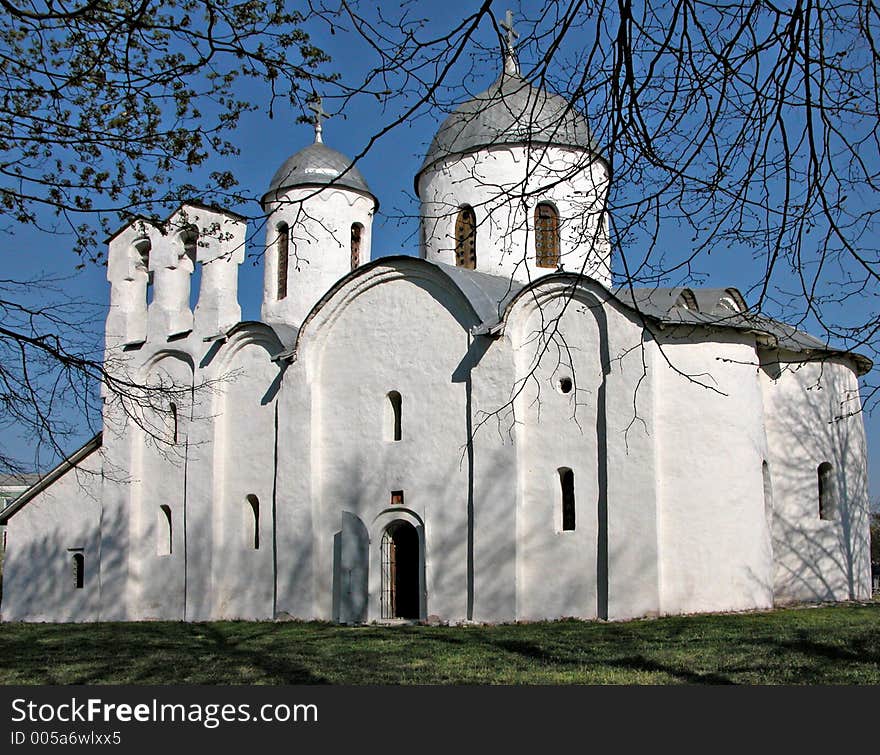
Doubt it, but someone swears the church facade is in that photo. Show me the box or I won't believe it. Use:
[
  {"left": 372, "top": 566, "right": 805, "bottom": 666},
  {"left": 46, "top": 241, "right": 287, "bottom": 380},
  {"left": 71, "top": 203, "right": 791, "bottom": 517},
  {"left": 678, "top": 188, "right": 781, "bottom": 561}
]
[{"left": 0, "top": 44, "right": 872, "bottom": 624}]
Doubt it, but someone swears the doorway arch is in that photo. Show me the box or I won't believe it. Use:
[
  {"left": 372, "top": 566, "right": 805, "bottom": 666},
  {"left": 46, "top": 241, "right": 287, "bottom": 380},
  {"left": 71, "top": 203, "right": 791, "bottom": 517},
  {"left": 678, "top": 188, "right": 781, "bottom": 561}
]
[{"left": 381, "top": 521, "right": 420, "bottom": 619}]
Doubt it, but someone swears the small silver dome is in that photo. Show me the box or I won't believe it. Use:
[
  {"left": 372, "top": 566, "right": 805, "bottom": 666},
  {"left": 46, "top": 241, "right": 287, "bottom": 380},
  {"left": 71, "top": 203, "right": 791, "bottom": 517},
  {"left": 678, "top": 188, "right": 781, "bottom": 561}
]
[
  {"left": 263, "top": 142, "right": 374, "bottom": 204},
  {"left": 416, "top": 71, "right": 599, "bottom": 190}
]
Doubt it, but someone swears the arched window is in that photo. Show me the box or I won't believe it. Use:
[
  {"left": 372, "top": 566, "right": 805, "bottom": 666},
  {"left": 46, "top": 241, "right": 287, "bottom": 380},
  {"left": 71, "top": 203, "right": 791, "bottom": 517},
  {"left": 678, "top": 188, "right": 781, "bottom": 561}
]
[
  {"left": 818, "top": 462, "right": 836, "bottom": 520},
  {"left": 168, "top": 403, "right": 178, "bottom": 444},
  {"left": 455, "top": 206, "right": 477, "bottom": 269},
  {"left": 158, "top": 505, "right": 173, "bottom": 556},
  {"left": 762, "top": 460, "right": 774, "bottom": 534},
  {"left": 535, "top": 202, "right": 560, "bottom": 268},
  {"left": 351, "top": 223, "right": 363, "bottom": 271},
  {"left": 559, "top": 468, "right": 575, "bottom": 531},
  {"left": 386, "top": 391, "right": 402, "bottom": 441},
  {"left": 72, "top": 553, "right": 84, "bottom": 589},
  {"left": 276, "top": 223, "right": 289, "bottom": 300},
  {"left": 246, "top": 494, "right": 260, "bottom": 550}
]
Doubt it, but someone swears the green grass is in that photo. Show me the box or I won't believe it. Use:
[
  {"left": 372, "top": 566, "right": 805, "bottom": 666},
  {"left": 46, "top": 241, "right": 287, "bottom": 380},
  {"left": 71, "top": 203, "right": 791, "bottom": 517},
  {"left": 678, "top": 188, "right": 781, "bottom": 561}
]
[{"left": 1, "top": 601, "right": 879, "bottom": 684}]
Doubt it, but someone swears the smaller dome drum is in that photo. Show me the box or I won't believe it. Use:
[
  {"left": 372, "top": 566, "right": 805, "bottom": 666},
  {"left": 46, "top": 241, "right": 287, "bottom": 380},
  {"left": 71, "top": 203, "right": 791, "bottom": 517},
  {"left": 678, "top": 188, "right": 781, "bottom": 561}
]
[{"left": 263, "top": 137, "right": 378, "bottom": 331}]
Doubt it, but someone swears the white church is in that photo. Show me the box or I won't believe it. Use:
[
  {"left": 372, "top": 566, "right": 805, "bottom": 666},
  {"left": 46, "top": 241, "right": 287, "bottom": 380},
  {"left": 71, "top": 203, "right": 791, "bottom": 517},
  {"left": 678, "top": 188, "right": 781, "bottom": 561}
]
[{"left": 0, "top": 34, "right": 873, "bottom": 625}]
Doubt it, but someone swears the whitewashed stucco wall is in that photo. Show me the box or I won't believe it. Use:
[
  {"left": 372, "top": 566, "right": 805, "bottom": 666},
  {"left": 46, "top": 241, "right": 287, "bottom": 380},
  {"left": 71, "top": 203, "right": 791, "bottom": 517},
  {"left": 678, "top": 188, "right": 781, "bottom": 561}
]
[
  {"left": 211, "top": 335, "right": 280, "bottom": 619},
  {"left": 760, "top": 353, "right": 871, "bottom": 603},
  {"left": 468, "top": 333, "right": 519, "bottom": 622},
  {"left": 654, "top": 329, "right": 774, "bottom": 616},
  {"left": 129, "top": 353, "right": 192, "bottom": 620},
  {"left": 301, "top": 264, "right": 480, "bottom": 622},
  {"left": 419, "top": 146, "right": 611, "bottom": 285},
  {"left": 2, "top": 454, "right": 103, "bottom": 622},
  {"left": 274, "top": 359, "right": 317, "bottom": 620},
  {"left": 506, "top": 281, "right": 660, "bottom": 621}
]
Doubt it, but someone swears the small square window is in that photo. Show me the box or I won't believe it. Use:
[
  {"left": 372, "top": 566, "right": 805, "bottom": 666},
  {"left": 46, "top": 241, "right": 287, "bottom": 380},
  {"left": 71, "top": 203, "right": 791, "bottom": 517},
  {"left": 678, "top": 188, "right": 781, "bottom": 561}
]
[{"left": 391, "top": 490, "right": 404, "bottom": 506}]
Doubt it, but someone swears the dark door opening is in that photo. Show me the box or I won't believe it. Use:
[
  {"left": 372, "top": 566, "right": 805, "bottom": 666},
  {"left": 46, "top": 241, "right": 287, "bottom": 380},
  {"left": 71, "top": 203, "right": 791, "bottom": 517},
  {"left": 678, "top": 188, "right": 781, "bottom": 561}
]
[{"left": 382, "top": 522, "right": 419, "bottom": 619}]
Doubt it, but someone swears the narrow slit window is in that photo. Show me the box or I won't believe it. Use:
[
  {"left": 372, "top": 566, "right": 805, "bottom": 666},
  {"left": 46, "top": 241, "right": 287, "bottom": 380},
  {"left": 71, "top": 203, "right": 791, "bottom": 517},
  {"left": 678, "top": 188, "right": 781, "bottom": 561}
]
[
  {"left": 560, "top": 468, "right": 575, "bottom": 531},
  {"left": 246, "top": 495, "right": 260, "bottom": 550},
  {"left": 818, "top": 462, "right": 836, "bottom": 520},
  {"left": 276, "top": 223, "right": 289, "bottom": 300},
  {"left": 762, "top": 460, "right": 773, "bottom": 517},
  {"left": 455, "top": 206, "right": 477, "bottom": 269},
  {"left": 535, "top": 203, "right": 560, "bottom": 268},
  {"left": 169, "top": 403, "right": 178, "bottom": 444},
  {"left": 158, "top": 505, "right": 173, "bottom": 556},
  {"left": 72, "top": 553, "right": 84, "bottom": 589},
  {"left": 387, "top": 391, "right": 402, "bottom": 441},
  {"left": 351, "top": 223, "right": 363, "bottom": 271}
]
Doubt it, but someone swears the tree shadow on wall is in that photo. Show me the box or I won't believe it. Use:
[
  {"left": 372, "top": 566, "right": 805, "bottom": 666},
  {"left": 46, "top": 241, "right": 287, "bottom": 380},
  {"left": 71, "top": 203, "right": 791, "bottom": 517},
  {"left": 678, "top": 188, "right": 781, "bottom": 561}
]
[{"left": 762, "top": 359, "right": 870, "bottom": 604}]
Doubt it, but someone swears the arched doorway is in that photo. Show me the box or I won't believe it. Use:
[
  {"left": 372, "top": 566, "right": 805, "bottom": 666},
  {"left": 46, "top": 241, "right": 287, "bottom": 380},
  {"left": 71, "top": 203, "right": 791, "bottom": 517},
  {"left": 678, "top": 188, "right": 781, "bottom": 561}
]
[{"left": 381, "top": 521, "right": 419, "bottom": 619}]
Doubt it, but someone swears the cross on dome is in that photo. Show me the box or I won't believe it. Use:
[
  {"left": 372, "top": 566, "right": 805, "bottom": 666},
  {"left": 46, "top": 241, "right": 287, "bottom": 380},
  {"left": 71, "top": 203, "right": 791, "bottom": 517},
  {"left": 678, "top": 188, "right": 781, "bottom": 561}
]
[
  {"left": 500, "top": 9, "right": 520, "bottom": 75},
  {"left": 308, "top": 96, "right": 330, "bottom": 143}
]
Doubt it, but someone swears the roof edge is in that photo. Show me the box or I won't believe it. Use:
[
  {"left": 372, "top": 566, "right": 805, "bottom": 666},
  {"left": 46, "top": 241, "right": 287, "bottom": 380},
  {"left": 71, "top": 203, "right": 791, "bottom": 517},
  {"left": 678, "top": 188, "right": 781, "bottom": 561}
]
[
  {"left": 260, "top": 181, "right": 379, "bottom": 212},
  {"left": 500, "top": 274, "right": 872, "bottom": 375},
  {"left": 0, "top": 432, "right": 103, "bottom": 525}
]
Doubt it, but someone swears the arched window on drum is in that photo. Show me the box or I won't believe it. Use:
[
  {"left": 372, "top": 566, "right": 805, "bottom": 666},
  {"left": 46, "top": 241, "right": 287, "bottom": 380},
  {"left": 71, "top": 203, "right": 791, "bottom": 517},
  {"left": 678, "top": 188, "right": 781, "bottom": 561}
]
[
  {"left": 455, "top": 206, "right": 477, "bottom": 270},
  {"left": 535, "top": 203, "right": 560, "bottom": 268}
]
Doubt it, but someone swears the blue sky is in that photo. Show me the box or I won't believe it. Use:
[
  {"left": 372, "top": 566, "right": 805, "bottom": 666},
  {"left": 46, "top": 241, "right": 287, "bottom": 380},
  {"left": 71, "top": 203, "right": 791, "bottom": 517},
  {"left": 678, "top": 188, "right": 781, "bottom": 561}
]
[{"left": 4, "top": 1, "right": 879, "bottom": 502}]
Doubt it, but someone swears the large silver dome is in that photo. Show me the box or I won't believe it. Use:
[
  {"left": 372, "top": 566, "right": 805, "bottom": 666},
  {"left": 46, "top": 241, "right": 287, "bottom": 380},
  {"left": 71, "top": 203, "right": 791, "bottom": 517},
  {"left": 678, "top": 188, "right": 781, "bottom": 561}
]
[
  {"left": 416, "top": 70, "right": 599, "bottom": 189},
  {"left": 263, "top": 142, "right": 374, "bottom": 205}
]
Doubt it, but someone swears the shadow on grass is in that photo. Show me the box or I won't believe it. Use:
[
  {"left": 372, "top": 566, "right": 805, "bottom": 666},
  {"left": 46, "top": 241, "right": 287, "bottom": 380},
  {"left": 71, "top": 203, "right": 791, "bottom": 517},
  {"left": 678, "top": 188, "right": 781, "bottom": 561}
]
[{"left": 1, "top": 602, "right": 879, "bottom": 685}]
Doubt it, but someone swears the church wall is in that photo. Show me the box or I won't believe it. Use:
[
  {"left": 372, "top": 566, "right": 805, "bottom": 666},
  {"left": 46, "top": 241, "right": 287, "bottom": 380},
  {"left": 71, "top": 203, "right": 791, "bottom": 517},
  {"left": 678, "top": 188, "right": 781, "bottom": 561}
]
[
  {"left": 308, "top": 270, "right": 478, "bottom": 622},
  {"left": 508, "top": 285, "right": 660, "bottom": 621},
  {"left": 419, "top": 146, "right": 610, "bottom": 285},
  {"left": 603, "top": 322, "right": 660, "bottom": 621},
  {"left": 128, "top": 354, "right": 193, "bottom": 620},
  {"left": 469, "top": 333, "right": 519, "bottom": 622},
  {"left": 98, "top": 352, "right": 140, "bottom": 621},
  {"left": 210, "top": 338, "right": 280, "bottom": 619},
  {"left": 97, "top": 205, "right": 248, "bottom": 621},
  {"left": 1, "top": 454, "right": 102, "bottom": 622},
  {"left": 760, "top": 354, "right": 871, "bottom": 603},
  {"left": 275, "top": 361, "right": 318, "bottom": 619},
  {"left": 4, "top": 184, "right": 872, "bottom": 628},
  {"left": 181, "top": 346, "right": 217, "bottom": 622},
  {"left": 654, "top": 331, "right": 774, "bottom": 616}
]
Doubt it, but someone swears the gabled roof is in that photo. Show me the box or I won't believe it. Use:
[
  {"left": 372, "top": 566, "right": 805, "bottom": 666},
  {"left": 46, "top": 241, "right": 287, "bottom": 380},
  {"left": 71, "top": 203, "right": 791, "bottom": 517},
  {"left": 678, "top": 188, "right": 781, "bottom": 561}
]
[
  {"left": 0, "top": 433, "right": 102, "bottom": 525},
  {"left": 429, "top": 260, "right": 523, "bottom": 328},
  {"left": 614, "top": 285, "right": 870, "bottom": 373}
]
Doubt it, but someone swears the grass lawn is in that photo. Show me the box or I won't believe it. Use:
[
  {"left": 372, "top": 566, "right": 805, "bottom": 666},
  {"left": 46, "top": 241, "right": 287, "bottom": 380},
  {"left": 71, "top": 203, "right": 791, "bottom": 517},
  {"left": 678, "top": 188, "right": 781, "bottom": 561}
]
[{"left": 1, "top": 601, "right": 878, "bottom": 685}]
